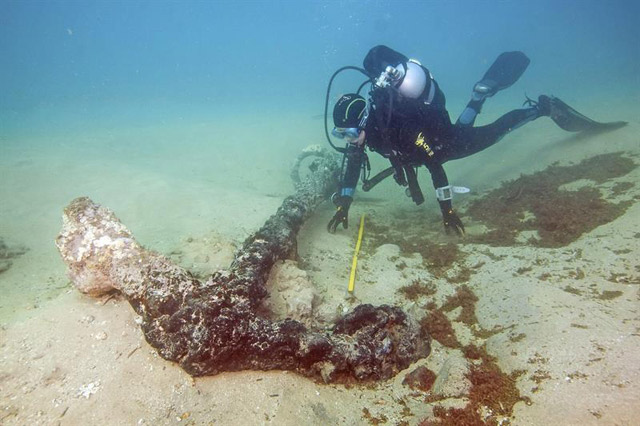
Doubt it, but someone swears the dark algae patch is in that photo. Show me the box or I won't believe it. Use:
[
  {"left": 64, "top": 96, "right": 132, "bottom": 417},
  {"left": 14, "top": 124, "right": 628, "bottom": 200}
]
[
  {"left": 465, "top": 348, "right": 527, "bottom": 417},
  {"left": 440, "top": 285, "right": 479, "bottom": 326},
  {"left": 466, "top": 152, "right": 636, "bottom": 247},
  {"left": 398, "top": 279, "right": 437, "bottom": 301},
  {"left": 597, "top": 290, "right": 623, "bottom": 300},
  {"left": 365, "top": 215, "right": 463, "bottom": 264},
  {"left": 611, "top": 181, "right": 634, "bottom": 196},
  {"left": 420, "top": 309, "right": 461, "bottom": 349},
  {"left": 422, "top": 347, "right": 526, "bottom": 426},
  {"left": 420, "top": 243, "right": 460, "bottom": 269},
  {"left": 403, "top": 366, "right": 437, "bottom": 392},
  {"left": 564, "top": 285, "right": 583, "bottom": 295},
  {"left": 417, "top": 286, "right": 529, "bottom": 425},
  {"left": 362, "top": 407, "right": 388, "bottom": 425},
  {"left": 419, "top": 285, "right": 487, "bottom": 349}
]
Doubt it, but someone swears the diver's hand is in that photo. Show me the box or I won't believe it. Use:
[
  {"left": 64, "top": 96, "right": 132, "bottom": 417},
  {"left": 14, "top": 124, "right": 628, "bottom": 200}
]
[
  {"left": 442, "top": 208, "right": 465, "bottom": 237},
  {"left": 327, "top": 195, "right": 352, "bottom": 233}
]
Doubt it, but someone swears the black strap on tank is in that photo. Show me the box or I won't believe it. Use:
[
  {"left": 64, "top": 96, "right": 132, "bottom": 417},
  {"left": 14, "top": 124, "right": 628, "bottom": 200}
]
[
  {"left": 403, "top": 165, "right": 424, "bottom": 205},
  {"left": 362, "top": 166, "right": 394, "bottom": 192}
]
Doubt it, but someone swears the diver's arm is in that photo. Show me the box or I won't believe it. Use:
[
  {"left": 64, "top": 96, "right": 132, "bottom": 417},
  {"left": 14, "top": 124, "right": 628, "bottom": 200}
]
[
  {"left": 427, "top": 162, "right": 449, "bottom": 189},
  {"left": 427, "top": 163, "right": 465, "bottom": 236},
  {"left": 327, "top": 144, "right": 365, "bottom": 233},
  {"left": 340, "top": 144, "right": 365, "bottom": 197}
]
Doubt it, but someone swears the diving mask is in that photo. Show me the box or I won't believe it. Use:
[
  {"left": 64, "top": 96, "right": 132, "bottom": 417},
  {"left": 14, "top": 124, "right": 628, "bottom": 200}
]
[{"left": 332, "top": 127, "right": 360, "bottom": 142}]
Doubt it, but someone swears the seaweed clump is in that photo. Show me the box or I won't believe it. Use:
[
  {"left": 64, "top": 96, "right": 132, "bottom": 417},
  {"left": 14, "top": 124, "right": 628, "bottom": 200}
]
[
  {"left": 362, "top": 408, "right": 388, "bottom": 425},
  {"left": 398, "top": 279, "right": 437, "bottom": 301},
  {"left": 467, "top": 152, "right": 636, "bottom": 247},
  {"left": 420, "top": 309, "right": 461, "bottom": 349},
  {"left": 418, "top": 285, "right": 528, "bottom": 425},
  {"left": 597, "top": 290, "right": 623, "bottom": 300},
  {"left": 422, "top": 346, "right": 526, "bottom": 426},
  {"left": 440, "top": 284, "right": 479, "bottom": 326},
  {"left": 403, "top": 366, "right": 437, "bottom": 392},
  {"left": 419, "top": 243, "right": 460, "bottom": 269},
  {"left": 419, "top": 285, "right": 480, "bottom": 349},
  {"left": 364, "top": 216, "right": 465, "bottom": 277}
]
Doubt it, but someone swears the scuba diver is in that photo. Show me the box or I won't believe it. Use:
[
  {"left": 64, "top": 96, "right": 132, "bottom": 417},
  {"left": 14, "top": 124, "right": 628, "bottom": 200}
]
[{"left": 325, "top": 45, "right": 626, "bottom": 236}]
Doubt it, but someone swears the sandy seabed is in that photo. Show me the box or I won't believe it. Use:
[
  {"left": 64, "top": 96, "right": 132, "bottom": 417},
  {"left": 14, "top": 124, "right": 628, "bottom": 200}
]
[{"left": 1, "top": 107, "right": 639, "bottom": 425}]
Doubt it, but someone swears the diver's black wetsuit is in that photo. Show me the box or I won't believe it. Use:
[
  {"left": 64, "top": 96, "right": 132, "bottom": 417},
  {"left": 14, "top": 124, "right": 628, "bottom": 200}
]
[
  {"left": 338, "top": 47, "right": 540, "bottom": 219},
  {"left": 329, "top": 46, "right": 623, "bottom": 236}
]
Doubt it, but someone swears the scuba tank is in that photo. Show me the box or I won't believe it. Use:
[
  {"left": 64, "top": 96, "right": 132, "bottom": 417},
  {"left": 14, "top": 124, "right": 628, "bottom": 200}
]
[{"left": 374, "top": 60, "right": 428, "bottom": 99}]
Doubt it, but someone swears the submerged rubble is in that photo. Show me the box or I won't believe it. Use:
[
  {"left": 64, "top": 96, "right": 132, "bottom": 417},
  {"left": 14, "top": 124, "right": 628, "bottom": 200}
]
[{"left": 55, "top": 147, "right": 430, "bottom": 382}]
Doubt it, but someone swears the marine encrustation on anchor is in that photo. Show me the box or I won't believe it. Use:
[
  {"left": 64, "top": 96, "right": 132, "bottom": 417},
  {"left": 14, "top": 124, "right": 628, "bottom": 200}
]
[{"left": 324, "top": 45, "right": 627, "bottom": 235}]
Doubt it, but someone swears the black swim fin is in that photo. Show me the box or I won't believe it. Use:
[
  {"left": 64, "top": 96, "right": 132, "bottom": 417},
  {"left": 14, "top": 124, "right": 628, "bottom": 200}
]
[
  {"left": 539, "top": 95, "right": 628, "bottom": 132},
  {"left": 474, "top": 51, "right": 531, "bottom": 97}
]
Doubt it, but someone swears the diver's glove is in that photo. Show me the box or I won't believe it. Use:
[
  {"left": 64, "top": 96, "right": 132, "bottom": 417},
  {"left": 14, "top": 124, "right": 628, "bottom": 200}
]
[
  {"left": 439, "top": 200, "right": 465, "bottom": 236},
  {"left": 327, "top": 195, "right": 352, "bottom": 233}
]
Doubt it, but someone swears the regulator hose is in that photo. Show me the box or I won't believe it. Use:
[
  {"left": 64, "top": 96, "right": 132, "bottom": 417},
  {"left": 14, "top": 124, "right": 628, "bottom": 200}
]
[{"left": 324, "top": 66, "right": 372, "bottom": 153}]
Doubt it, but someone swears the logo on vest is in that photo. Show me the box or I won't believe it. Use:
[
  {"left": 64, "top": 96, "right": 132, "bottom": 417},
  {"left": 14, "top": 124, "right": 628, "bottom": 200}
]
[{"left": 414, "top": 132, "right": 434, "bottom": 157}]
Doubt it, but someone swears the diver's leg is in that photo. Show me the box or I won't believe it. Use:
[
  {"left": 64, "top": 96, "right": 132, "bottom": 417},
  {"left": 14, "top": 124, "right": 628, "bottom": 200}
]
[
  {"left": 456, "top": 52, "right": 531, "bottom": 127},
  {"left": 456, "top": 93, "right": 486, "bottom": 127},
  {"left": 448, "top": 106, "right": 542, "bottom": 160}
]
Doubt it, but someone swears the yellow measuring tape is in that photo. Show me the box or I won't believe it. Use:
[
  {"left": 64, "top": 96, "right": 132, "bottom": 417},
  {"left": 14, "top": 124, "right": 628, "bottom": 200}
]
[{"left": 348, "top": 214, "right": 365, "bottom": 294}]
